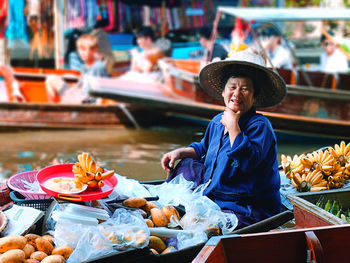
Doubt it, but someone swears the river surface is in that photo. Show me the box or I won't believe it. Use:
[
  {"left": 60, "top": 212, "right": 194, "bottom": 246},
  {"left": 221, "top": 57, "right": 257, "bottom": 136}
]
[{"left": 0, "top": 123, "right": 345, "bottom": 181}]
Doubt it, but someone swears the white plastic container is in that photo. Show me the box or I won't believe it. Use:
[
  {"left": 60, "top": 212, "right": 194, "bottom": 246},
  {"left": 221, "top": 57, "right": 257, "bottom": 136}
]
[
  {"left": 64, "top": 203, "right": 110, "bottom": 221},
  {"left": 52, "top": 211, "right": 99, "bottom": 226}
]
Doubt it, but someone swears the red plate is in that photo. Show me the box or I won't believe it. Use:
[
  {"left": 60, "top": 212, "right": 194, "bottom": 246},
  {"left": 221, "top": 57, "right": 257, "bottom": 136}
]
[{"left": 36, "top": 163, "right": 118, "bottom": 201}]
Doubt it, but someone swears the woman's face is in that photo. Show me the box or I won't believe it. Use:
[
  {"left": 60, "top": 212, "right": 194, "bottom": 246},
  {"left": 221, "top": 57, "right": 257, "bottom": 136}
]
[
  {"left": 78, "top": 45, "right": 96, "bottom": 65},
  {"left": 137, "top": 36, "right": 152, "bottom": 50},
  {"left": 222, "top": 76, "right": 256, "bottom": 114},
  {"left": 322, "top": 40, "right": 336, "bottom": 56}
]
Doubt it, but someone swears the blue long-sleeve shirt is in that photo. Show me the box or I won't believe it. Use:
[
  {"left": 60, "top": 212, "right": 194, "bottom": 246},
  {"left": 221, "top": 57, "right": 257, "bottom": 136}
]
[{"left": 189, "top": 107, "right": 281, "bottom": 218}]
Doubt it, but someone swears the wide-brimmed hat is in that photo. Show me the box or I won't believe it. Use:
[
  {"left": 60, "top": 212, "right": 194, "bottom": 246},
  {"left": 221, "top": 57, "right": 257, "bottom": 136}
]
[{"left": 199, "top": 50, "right": 287, "bottom": 108}]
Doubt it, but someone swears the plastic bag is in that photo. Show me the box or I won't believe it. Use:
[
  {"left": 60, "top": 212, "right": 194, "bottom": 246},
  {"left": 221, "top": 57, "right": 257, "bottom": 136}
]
[
  {"left": 177, "top": 231, "right": 208, "bottom": 250},
  {"left": 67, "top": 225, "right": 114, "bottom": 263},
  {"left": 22, "top": 179, "right": 45, "bottom": 193},
  {"left": 54, "top": 220, "right": 91, "bottom": 248},
  {"left": 180, "top": 195, "right": 238, "bottom": 235},
  {"left": 146, "top": 175, "right": 238, "bottom": 234},
  {"left": 98, "top": 208, "right": 150, "bottom": 250},
  {"left": 104, "top": 174, "right": 151, "bottom": 202},
  {"left": 146, "top": 174, "right": 195, "bottom": 207}
]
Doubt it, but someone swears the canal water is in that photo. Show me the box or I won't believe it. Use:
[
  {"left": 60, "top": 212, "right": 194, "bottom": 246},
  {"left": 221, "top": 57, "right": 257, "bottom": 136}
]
[{"left": 0, "top": 123, "right": 345, "bottom": 181}]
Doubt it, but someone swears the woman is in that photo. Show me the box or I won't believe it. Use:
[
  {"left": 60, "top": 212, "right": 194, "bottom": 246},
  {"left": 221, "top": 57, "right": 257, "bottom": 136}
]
[
  {"left": 161, "top": 50, "right": 287, "bottom": 228},
  {"left": 130, "top": 26, "right": 164, "bottom": 74}
]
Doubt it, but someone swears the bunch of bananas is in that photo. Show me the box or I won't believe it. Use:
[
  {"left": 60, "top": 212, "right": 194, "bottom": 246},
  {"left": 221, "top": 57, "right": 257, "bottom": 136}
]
[
  {"left": 328, "top": 141, "right": 350, "bottom": 179},
  {"left": 281, "top": 141, "right": 350, "bottom": 192},
  {"left": 281, "top": 154, "right": 304, "bottom": 179},
  {"left": 72, "top": 152, "right": 115, "bottom": 189}
]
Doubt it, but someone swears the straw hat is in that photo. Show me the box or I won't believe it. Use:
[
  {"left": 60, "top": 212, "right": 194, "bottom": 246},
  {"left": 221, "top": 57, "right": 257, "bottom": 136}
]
[{"left": 199, "top": 50, "right": 287, "bottom": 108}]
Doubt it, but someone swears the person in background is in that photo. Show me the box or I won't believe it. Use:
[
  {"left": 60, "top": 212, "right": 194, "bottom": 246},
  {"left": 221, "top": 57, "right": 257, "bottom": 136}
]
[
  {"left": 261, "top": 27, "right": 293, "bottom": 70},
  {"left": 130, "top": 26, "right": 164, "bottom": 74},
  {"left": 161, "top": 50, "right": 286, "bottom": 229},
  {"left": 91, "top": 21, "right": 116, "bottom": 77},
  {"left": 320, "top": 31, "right": 348, "bottom": 73},
  {"left": 197, "top": 26, "right": 228, "bottom": 62},
  {"left": 0, "top": 65, "right": 25, "bottom": 102},
  {"left": 63, "top": 28, "right": 84, "bottom": 71},
  {"left": 46, "top": 34, "right": 109, "bottom": 104}
]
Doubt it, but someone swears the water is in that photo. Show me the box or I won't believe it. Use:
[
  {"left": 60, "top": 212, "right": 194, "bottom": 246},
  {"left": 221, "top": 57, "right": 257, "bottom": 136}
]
[
  {"left": 0, "top": 125, "right": 204, "bottom": 181},
  {"left": 0, "top": 124, "right": 345, "bottom": 181}
]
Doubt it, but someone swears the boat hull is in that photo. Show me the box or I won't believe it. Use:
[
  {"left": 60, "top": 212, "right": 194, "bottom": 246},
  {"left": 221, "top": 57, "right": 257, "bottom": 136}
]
[
  {"left": 0, "top": 102, "right": 139, "bottom": 129},
  {"left": 159, "top": 59, "right": 350, "bottom": 138},
  {"left": 193, "top": 224, "right": 350, "bottom": 263},
  {"left": 89, "top": 75, "right": 350, "bottom": 138},
  {"left": 0, "top": 67, "right": 155, "bottom": 130}
]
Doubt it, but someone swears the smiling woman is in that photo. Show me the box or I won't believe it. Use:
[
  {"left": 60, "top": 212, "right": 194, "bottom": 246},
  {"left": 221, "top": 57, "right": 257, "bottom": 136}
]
[{"left": 161, "top": 49, "right": 288, "bottom": 229}]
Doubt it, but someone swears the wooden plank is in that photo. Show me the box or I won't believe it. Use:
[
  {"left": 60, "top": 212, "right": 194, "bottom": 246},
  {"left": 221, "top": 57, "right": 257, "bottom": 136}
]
[{"left": 194, "top": 225, "right": 350, "bottom": 263}]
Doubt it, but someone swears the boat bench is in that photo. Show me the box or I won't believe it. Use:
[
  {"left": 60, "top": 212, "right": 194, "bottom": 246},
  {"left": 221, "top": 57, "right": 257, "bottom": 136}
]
[
  {"left": 276, "top": 68, "right": 297, "bottom": 85},
  {"left": 296, "top": 70, "right": 337, "bottom": 89},
  {"left": 337, "top": 73, "right": 350, "bottom": 90}
]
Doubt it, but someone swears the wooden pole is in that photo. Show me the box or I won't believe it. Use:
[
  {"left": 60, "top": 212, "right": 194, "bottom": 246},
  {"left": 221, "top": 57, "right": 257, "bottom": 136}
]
[
  {"left": 207, "top": 10, "right": 221, "bottom": 63},
  {"left": 53, "top": 0, "right": 64, "bottom": 69},
  {"left": 0, "top": 38, "right": 5, "bottom": 65},
  {"left": 161, "top": 0, "right": 166, "bottom": 38}
]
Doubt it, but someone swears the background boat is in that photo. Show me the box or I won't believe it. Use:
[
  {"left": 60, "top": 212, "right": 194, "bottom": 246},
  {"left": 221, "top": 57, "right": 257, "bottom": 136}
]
[
  {"left": 0, "top": 67, "right": 157, "bottom": 130},
  {"left": 90, "top": 7, "right": 350, "bottom": 139},
  {"left": 89, "top": 58, "right": 350, "bottom": 139}
]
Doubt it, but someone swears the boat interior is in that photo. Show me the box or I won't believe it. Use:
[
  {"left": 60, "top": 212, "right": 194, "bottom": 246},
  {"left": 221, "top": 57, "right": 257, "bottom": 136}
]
[
  {"left": 166, "top": 58, "right": 350, "bottom": 90},
  {"left": 4, "top": 68, "right": 118, "bottom": 105}
]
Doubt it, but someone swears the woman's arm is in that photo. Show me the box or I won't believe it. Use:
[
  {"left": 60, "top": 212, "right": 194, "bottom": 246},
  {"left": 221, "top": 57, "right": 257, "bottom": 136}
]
[
  {"left": 227, "top": 120, "right": 276, "bottom": 174},
  {"left": 161, "top": 147, "right": 198, "bottom": 172}
]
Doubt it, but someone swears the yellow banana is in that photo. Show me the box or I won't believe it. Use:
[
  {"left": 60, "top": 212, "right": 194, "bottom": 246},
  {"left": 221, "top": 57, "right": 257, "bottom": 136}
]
[
  {"left": 87, "top": 180, "right": 98, "bottom": 188},
  {"left": 293, "top": 173, "right": 303, "bottom": 186},
  {"left": 344, "top": 142, "right": 350, "bottom": 154},
  {"left": 101, "top": 170, "right": 115, "bottom": 180},
  {"left": 335, "top": 143, "right": 341, "bottom": 156},
  {"left": 309, "top": 171, "right": 323, "bottom": 185},
  {"left": 291, "top": 179, "right": 299, "bottom": 188},
  {"left": 98, "top": 180, "right": 105, "bottom": 187},
  {"left": 305, "top": 171, "right": 313, "bottom": 182},
  {"left": 313, "top": 180, "right": 328, "bottom": 187},
  {"left": 73, "top": 152, "right": 114, "bottom": 188},
  {"left": 310, "top": 186, "right": 327, "bottom": 192},
  {"left": 95, "top": 172, "right": 102, "bottom": 181},
  {"left": 88, "top": 160, "right": 97, "bottom": 173},
  {"left": 341, "top": 141, "right": 345, "bottom": 154}
]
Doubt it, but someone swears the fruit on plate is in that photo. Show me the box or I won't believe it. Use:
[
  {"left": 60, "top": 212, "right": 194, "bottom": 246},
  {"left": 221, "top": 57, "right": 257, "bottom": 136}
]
[{"left": 72, "top": 152, "right": 115, "bottom": 189}]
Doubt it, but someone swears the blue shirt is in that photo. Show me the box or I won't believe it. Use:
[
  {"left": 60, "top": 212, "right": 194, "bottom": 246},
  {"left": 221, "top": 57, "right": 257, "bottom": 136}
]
[
  {"left": 80, "top": 60, "right": 109, "bottom": 98},
  {"left": 189, "top": 107, "right": 281, "bottom": 218}
]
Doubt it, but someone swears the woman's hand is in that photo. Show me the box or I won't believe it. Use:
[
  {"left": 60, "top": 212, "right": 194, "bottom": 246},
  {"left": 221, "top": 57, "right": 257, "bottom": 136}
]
[
  {"left": 161, "top": 147, "right": 198, "bottom": 172},
  {"left": 161, "top": 149, "right": 182, "bottom": 172},
  {"left": 221, "top": 108, "right": 240, "bottom": 130},
  {"left": 221, "top": 108, "right": 241, "bottom": 146}
]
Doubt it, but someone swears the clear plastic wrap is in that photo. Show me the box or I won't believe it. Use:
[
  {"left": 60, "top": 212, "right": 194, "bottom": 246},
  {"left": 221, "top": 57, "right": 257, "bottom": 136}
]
[
  {"left": 103, "top": 174, "right": 151, "bottom": 202},
  {"left": 98, "top": 208, "right": 150, "bottom": 250},
  {"left": 66, "top": 225, "right": 114, "bottom": 263}
]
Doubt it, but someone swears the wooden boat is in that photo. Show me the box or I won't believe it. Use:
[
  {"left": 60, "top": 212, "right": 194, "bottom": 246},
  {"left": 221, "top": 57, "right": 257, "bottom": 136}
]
[
  {"left": 89, "top": 65, "right": 350, "bottom": 139},
  {"left": 287, "top": 188, "right": 350, "bottom": 228},
  {"left": 192, "top": 224, "right": 350, "bottom": 262},
  {"left": 159, "top": 58, "right": 350, "bottom": 138},
  {"left": 0, "top": 66, "right": 157, "bottom": 130}
]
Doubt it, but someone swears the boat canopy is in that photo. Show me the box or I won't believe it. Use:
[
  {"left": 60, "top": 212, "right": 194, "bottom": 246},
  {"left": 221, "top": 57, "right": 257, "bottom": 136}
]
[{"left": 218, "top": 7, "right": 350, "bottom": 21}]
